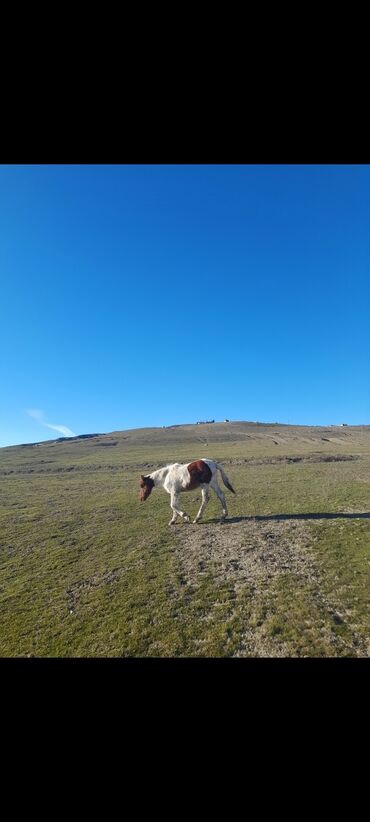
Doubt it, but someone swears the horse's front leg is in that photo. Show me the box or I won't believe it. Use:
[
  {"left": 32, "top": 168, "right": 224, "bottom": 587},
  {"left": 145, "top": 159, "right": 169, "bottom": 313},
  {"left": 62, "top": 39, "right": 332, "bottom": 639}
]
[{"left": 169, "top": 492, "right": 190, "bottom": 525}]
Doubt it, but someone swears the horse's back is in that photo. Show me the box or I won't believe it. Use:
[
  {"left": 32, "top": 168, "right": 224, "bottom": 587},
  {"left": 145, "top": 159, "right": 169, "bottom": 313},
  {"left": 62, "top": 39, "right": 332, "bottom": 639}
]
[{"left": 198, "top": 457, "right": 217, "bottom": 473}]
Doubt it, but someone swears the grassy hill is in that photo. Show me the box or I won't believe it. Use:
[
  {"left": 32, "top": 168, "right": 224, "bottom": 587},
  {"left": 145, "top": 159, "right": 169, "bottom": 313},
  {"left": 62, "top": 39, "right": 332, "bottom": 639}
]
[{"left": 1, "top": 421, "right": 370, "bottom": 656}]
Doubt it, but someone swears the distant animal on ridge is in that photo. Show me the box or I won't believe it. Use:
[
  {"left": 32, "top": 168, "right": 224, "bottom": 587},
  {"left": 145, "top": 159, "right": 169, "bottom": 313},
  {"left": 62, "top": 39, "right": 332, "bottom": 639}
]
[{"left": 139, "top": 458, "right": 236, "bottom": 525}]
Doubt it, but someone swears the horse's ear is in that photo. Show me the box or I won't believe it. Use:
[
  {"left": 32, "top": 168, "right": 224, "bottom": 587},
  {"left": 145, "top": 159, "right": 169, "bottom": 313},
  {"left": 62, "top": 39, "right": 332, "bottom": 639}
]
[{"left": 141, "top": 474, "right": 146, "bottom": 481}]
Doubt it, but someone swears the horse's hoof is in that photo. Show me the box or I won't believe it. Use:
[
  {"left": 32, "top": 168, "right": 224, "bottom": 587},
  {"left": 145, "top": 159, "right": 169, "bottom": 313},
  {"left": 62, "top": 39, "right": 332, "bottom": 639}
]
[
  {"left": 193, "top": 519, "right": 199, "bottom": 524},
  {"left": 183, "top": 515, "right": 190, "bottom": 523}
]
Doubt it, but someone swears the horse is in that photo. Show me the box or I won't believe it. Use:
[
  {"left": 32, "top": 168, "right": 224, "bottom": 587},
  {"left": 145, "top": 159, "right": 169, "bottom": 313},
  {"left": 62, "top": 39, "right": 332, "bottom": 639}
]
[{"left": 139, "top": 458, "right": 236, "bottom": 525}]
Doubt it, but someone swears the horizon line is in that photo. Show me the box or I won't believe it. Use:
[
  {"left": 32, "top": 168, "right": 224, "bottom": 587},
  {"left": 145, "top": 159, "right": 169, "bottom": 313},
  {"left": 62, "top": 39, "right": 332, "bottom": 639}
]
[{"left": 1, "top": 418, "right": 370, "bottom": 450}]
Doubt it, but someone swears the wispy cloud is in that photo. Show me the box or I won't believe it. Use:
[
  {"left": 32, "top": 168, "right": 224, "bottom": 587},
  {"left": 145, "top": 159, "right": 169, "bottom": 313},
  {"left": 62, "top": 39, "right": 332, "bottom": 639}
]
[
  {"left": 25, "top": 408, "right": 76, "bottom": 438},
  {"left": 27, "top": 409, "right": 44, "bottom": 422},
  {"left": 45, "top": 423, "right": 77, "bottom": 437}
]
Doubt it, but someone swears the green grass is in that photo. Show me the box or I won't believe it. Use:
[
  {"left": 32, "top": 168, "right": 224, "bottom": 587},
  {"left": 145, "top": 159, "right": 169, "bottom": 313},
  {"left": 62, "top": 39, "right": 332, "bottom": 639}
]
[{"left": 1, "top": 422, "right": 370, "bottom": 656}]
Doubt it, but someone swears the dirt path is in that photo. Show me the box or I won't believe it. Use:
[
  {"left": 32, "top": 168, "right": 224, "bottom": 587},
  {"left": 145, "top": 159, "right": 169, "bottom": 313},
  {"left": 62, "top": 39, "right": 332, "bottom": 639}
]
[{"left": 174, "top": 517, "right": 369, "bottom": 657}]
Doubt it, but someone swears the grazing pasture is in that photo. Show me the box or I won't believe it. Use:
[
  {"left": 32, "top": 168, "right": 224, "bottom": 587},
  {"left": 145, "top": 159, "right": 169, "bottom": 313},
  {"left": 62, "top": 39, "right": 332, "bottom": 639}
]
[{"left": 1, "top": 421, "right": 370, "bottom": 657}]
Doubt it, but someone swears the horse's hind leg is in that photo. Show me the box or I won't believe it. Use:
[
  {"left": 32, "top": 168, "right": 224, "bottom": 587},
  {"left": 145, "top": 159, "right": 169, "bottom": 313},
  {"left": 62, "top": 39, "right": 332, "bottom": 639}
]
[
  {"left": 193, "top": 485, "right": 210, "bottom": 523},
  {"left": 210, "top": 478, "right": 228, "bottom": 520},
  {"left": 169, "top": 493, "right": 190, "bottom": 525},
  {"left": 169, "top": 507, "right": 177, "bottom": 525}
]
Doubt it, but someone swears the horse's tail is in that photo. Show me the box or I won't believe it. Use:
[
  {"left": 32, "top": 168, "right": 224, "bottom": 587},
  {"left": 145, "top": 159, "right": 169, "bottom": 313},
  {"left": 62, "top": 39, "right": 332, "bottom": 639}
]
[{"left": 216, "top": 463, "right": 236, "bottom": 494}]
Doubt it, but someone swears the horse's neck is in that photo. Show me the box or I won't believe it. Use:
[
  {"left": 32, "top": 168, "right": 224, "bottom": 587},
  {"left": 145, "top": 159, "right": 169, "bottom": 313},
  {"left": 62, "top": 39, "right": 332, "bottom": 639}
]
[{"left": 150, "top": 466, "right": 169, "bottom": 487}]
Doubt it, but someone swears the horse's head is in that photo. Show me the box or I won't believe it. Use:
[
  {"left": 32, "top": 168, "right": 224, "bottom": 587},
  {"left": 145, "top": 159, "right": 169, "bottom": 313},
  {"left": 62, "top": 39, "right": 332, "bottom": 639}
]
[{"left": 139, "top": 474, "right": 154, "bottom": 501}]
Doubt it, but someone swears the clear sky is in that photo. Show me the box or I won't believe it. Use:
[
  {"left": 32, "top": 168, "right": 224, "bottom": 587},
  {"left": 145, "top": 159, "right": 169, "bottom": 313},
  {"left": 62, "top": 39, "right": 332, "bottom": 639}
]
[{"left": 1, "top": 164, "right": 369, "bottom": 448}]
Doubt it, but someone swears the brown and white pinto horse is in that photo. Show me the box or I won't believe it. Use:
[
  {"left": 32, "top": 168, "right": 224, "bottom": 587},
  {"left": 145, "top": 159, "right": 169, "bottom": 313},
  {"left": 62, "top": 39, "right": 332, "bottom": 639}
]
[{"left": 139, "top": 458, "right": 236, "bottom": 524}]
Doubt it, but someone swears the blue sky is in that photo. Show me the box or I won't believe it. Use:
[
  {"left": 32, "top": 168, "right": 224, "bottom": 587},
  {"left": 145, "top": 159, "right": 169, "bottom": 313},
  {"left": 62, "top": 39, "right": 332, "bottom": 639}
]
[{"left": 1, "top": 164, "right": 369, "bottom": 448}]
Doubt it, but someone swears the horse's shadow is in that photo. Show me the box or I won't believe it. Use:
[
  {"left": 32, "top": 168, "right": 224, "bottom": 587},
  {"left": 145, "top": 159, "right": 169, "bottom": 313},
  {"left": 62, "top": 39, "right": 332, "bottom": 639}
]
[{"left": 201, "top": 512, "right": 370, "bottom": 524}]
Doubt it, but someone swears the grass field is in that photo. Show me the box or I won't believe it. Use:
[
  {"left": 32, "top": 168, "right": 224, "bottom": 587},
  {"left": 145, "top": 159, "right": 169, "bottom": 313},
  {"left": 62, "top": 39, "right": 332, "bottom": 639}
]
[{"left": 1, "top": 421, "right": 370, "bottom": 657}]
